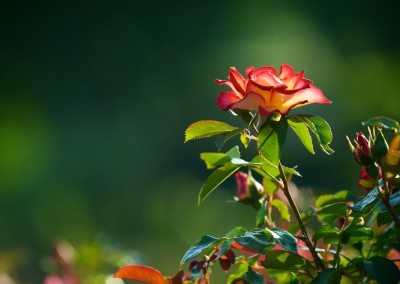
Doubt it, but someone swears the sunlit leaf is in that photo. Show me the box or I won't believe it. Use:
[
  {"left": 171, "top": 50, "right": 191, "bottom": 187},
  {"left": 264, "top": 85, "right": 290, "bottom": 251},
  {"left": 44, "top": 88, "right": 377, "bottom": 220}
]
[
  {"left": 234, "top": 229, "right": 274, "bottom": 254},
  {"left": 267, "top": 228, "right": 297, "bottom": 253},
  {"left": 312, "top": 224, "right": 340, "bottom": 244},
  {"left": 288, "top": 116, "right": 315, "bottom": 154},
  {"left": 362, "top": 116, "right": 400, "bottom": 133},
  {"left": 200, "top": 146, "right": 240, "bottom": 169},
  {"left": 257, "top": 119, "right": 288, "bottom": 166},
  {"left": 317, "top": 202, "right": 348, "bottom": 223},
  {"left": 263, "top": 250, "right": 314, "bottom": 270},
  {"left": 292, "top": 115, "right": 334, "bottom": 155},
  {"left": 270, "top": 199, "right": 291, "bottom": 222},
  {"left": 198, "top": 163, "right": 240, "bottom": 205},
  {"left": 315, "top": 190, "right": 349, "bottom": 209},
  {"left": 215, "top": 128, "right": 244, "bottom": 150},
  {"left": 114, "top": 265, "right": 165, "bottom": 284},
  {"left": 341, "top": 221, "right": 373, "bottom": 244},
  {"left": 181, "top": 235, "right": 220, "bottom": 264},
  {"left": 185, "top": 120, "right": 238, "bottom": 142}
]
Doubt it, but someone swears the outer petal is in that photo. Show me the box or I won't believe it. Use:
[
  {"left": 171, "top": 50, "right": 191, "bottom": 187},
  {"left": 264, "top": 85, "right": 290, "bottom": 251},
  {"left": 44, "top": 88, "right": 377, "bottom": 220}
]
[
  {"left": 229, "top": 92, "right": 265, "bottom": 111},
  {"left": 216, "top": 91, "right": 242, "bottom": 110},
  {"left": 228, "top": 67, "right": 246, "bottom": 94},
  {"left": 278, "top": 64, "right": 295, "bottom": 80},
  {"left": 271, "top": 86, "right": 330, "bottom": 114},
  {"left": 249, "top": 67, "right": 285, "bottom": 90}
]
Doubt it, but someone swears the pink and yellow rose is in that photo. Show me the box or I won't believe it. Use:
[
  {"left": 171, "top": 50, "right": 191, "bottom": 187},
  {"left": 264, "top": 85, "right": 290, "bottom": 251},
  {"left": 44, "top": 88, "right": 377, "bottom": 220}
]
[{"left": 216, "top": 64, "right": 331, "bottom": 115}]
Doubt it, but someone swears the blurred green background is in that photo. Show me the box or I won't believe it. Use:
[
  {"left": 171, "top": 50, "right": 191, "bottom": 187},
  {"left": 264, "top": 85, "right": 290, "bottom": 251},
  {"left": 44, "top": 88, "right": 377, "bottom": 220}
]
[{"left": 1, "top": 0, "right": 399, "bottom": 282}]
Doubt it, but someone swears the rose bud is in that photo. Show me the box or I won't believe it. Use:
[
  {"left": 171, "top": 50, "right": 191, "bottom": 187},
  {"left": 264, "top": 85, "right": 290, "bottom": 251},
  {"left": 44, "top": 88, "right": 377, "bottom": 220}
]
[
  {"left": 347, "top": 133, "right": 374, "bottom": 165},
  {"left": 234, "top": 171, "right": 264, "bottom": 205}
]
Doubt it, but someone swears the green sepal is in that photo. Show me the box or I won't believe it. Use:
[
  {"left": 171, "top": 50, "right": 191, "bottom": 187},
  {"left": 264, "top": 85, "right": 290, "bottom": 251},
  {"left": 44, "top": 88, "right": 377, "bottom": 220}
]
[
  {"left": 257, "top": 118, "right": 288, "bottom": 166},
  {"left": 184, "top": 120, "right": 238, "bottom": 142}
]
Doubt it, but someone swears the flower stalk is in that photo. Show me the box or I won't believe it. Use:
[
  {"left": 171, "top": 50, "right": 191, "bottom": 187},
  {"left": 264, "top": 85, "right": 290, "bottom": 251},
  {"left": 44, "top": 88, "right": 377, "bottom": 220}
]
[{"left": 277, "top": 162, "right": 326, "bottom": 270}]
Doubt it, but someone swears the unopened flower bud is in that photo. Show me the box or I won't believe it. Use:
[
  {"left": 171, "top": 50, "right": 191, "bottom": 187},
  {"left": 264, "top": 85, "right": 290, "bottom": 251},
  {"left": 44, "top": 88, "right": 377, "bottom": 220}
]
[
  {"left": 234, "top": 171, "right": 264, "bottom": 204},
  {"left": 365, "top": 162, "right": 380, "bottom": 180},
  {"left": 358, "top": 166, "right": 382, "bottom": 192},
  {"left": 347, "top": 133, "right": 374, "bottom": 165}
]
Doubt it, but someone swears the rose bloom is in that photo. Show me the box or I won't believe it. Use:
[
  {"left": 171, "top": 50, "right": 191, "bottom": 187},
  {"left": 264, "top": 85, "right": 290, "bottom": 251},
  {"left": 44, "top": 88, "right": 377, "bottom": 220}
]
[{"left": 215, "top": 64, "right": 331, "bottom": 116}]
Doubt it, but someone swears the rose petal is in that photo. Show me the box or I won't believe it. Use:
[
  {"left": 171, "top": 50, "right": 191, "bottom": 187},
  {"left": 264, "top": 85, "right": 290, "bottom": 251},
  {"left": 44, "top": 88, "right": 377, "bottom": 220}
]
[{"left": 216, "top": 91, "right": 243, "bottom": 110}]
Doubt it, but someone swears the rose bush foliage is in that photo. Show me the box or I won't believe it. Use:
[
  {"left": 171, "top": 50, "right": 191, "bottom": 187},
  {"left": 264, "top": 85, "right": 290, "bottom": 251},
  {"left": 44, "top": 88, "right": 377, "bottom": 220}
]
[{"left": 114, "top": 65, "right": 400, "bottom": 284}]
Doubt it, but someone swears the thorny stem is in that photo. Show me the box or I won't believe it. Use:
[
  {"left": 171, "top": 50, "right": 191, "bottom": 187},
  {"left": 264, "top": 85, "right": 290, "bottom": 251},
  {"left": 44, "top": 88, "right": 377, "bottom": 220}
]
[{"left": 277, "top": 162, "right": 326, "bottom": 270}]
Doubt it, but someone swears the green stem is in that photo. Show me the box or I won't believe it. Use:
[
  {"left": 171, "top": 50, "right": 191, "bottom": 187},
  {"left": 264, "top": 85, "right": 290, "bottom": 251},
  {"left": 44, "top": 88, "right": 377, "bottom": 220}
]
[
  {"left": 278, "top": 162, "right": 326, "bottom": 270},
  {"left": 381, "top": 197, "right": 400, "bottom": 230},
  {"left": 377, "top": 160, "right": 400, "bottom": 230}
]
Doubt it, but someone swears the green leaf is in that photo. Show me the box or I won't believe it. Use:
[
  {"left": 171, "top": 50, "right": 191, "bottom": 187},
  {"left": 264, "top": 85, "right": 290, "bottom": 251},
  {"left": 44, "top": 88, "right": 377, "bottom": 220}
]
[
  {"left": 257, "top": 119, "right": 288, "bottom": 166},
  {"left": 267, "top": 228, "right": 298, "bottom": 253},
  {"left": 180, "top": 235, "right": 220, "bottom": 264},
  {"left": 270, "top": 199, "right": 291, "bottom": 222},
  {"left": 262, "top": 250, "right": 314, "bottom": 270},
  {"left": 288, "top": 116, "right": 315, "bottom": 154},
  {"left": 215, "top": 128, "right": 244, "bottom": 150},
  {"left": 292, "top": 115, "right": 334, "bottom": 155},
  {"left": 240, "top": 131, "right": 250, "bottom": 148},
  {"left": 234, "top": 229, "right": 274, "bottom": 254},
  {"left": 341, "top": 221, "right": 373, "bottom": 244},
  {"left": 227, "top": 263, "right": 248, "bottom": 284},
  {"left": 225, "top": 227, "right": 248, "bottom": 238},
  {"left": 317, "top": 202, "right": 348, "bottom": 223},
  {"left": 351, "top": 187, "right": 379, "bottom": 213},
  {"left": 200, "top": 146, "right": 240, "bottom": 169},
  {"left": 243, "top": 270, "right": 266, "bottom": 284},
  {"left": 198, "top": 162, "right": 240, "bottom": 205},
  {"left": 312, "top": 225, "right": 340, "bottom": 244},
  {"left": 217, "top": 239, "right": 235, "bottom": 260},
  {"left": 251, "top": 155, "right": 280, "bottom": 195},
  {"left": 310, "top": 268, "right": 343, "bottom": 284},
  {"left": 256, "top": 206, "right": 266, "bottom": 228},
  {"left": 377, "top": 204, "right": 400, "bottom": 226},
  {"left": 363, "top": 256, "right": 400, "bottom": 284},
  {"left": 283, "top": 166, "right": 301, "bottom": 177},
  {"left": 315, "top": 190, "right": 349, "bottom": 209},
  {"left": 185, "top": 120, "right": 238, "bottom": 142},
  {"left": 362, "top": 116, "right": 400, "bottom": 133}
]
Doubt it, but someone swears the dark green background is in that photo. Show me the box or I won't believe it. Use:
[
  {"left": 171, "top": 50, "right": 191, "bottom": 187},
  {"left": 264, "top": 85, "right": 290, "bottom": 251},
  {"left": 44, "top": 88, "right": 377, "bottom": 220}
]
[{"left": 1, "top": 0, "right": 399, "bottom": 282}]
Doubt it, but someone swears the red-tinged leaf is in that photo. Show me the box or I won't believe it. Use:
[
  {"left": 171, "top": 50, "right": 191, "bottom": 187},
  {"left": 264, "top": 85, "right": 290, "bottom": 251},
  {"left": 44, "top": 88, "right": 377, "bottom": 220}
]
[{"left": 114, "top": 265, "right": 165, "bottom": 284}]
